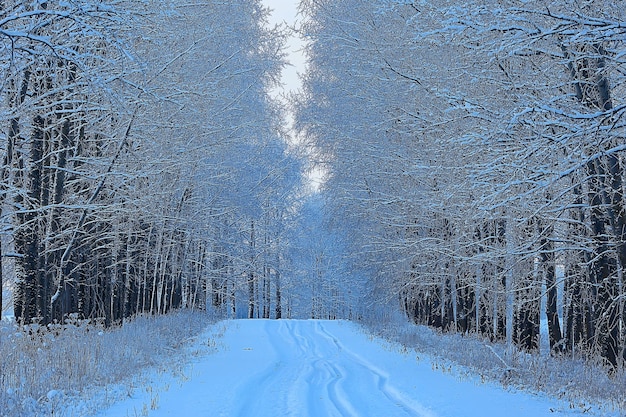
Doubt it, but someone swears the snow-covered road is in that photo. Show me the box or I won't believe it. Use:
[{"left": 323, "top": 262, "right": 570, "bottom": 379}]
[
  {"left": 98, "top": 320, "right": 603, "bottom": 417},
  {"left": 233, "top": 320, "right": 431, "bottom": 417}
]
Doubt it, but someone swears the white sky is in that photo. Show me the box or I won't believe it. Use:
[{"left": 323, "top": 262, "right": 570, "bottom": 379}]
[
  {"left": 262, "top": 0, "right": 325, "bottom": 192},
  {"left": 262, "top": 0, "right": 306, "bottom": 95}
]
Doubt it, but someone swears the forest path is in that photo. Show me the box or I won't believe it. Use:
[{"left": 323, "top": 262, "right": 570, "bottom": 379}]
[{"left": 97, "top": 319, "right": 595, "bottom": 417}]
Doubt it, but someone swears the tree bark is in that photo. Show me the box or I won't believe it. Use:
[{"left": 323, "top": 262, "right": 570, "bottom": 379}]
[
  {"left": 565, "top": 42, "right": 621, "bottom": 368},
  {"left": 540, "top": 220, "right": 563, "bottom": 353},
  {"left": 248, "top": 220, "right": 256, "bottom": 319}
]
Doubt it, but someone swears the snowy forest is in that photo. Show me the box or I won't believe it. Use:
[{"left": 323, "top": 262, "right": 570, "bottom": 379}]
[
  {"left": 1, "top": 0, "right": 626, "bottom": 412},
  {"left": 0, "top": 0, "right": 307, "bottom": 326},
  {"left": 295, "top": 0, "right": 626, "bottom": 370}
]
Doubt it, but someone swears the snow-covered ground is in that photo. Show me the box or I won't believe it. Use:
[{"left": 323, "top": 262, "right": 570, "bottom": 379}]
[{"left": 95, "top": 319, "right": 608, "bottom": 417}]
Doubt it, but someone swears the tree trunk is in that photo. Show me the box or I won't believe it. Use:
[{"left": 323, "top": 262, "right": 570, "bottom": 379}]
[
  {"left": 248, "top": 220, "right": 256, "bottom": 319},
  {"left": 566, "top": 42, "right": 622, "bottom": 368},
  {"left": 14, "top": 114, "right": 46, "bottom": 324},
  {"left": 263, "top": 264, "right": 270, "bottom": 319},
  {"left": 275, "top": 242, "right": 282, "bottom": 319},
  {"left": 8, "top": 70, "right": 31, "bottom": 323},
  {"left": 538, "top": 216, "right": 563, "bottom": 353}
]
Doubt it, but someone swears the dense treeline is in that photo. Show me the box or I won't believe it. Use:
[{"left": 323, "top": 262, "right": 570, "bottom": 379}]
[
  {"left": 1, "top": 1, "right": 300, "bottom": 326},
  {"left": 284, "top": 194, "right": 362, "bottom": 320},
  {"left": 296, "top": 0, "right": 626, "bottom": 369}
]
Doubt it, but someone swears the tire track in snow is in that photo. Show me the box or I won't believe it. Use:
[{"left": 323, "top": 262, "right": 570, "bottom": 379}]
[
  {"left": 316, "top": 322, "right": 436, "bottom": 417},
  {"left": 234, "top": 320, "right": 435, "bottom": 417},
  {"left": 286, "top": 320, "right": 357, "bottom": 416},
  {"left": 234, "top": 320, "right": 300, "bottom": 417},
  {"left": 234, "top": 320, "right": 351, "bottom": 417},
  {"left": 303, "top": 333, "right": 359, "bottom": 415}
]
